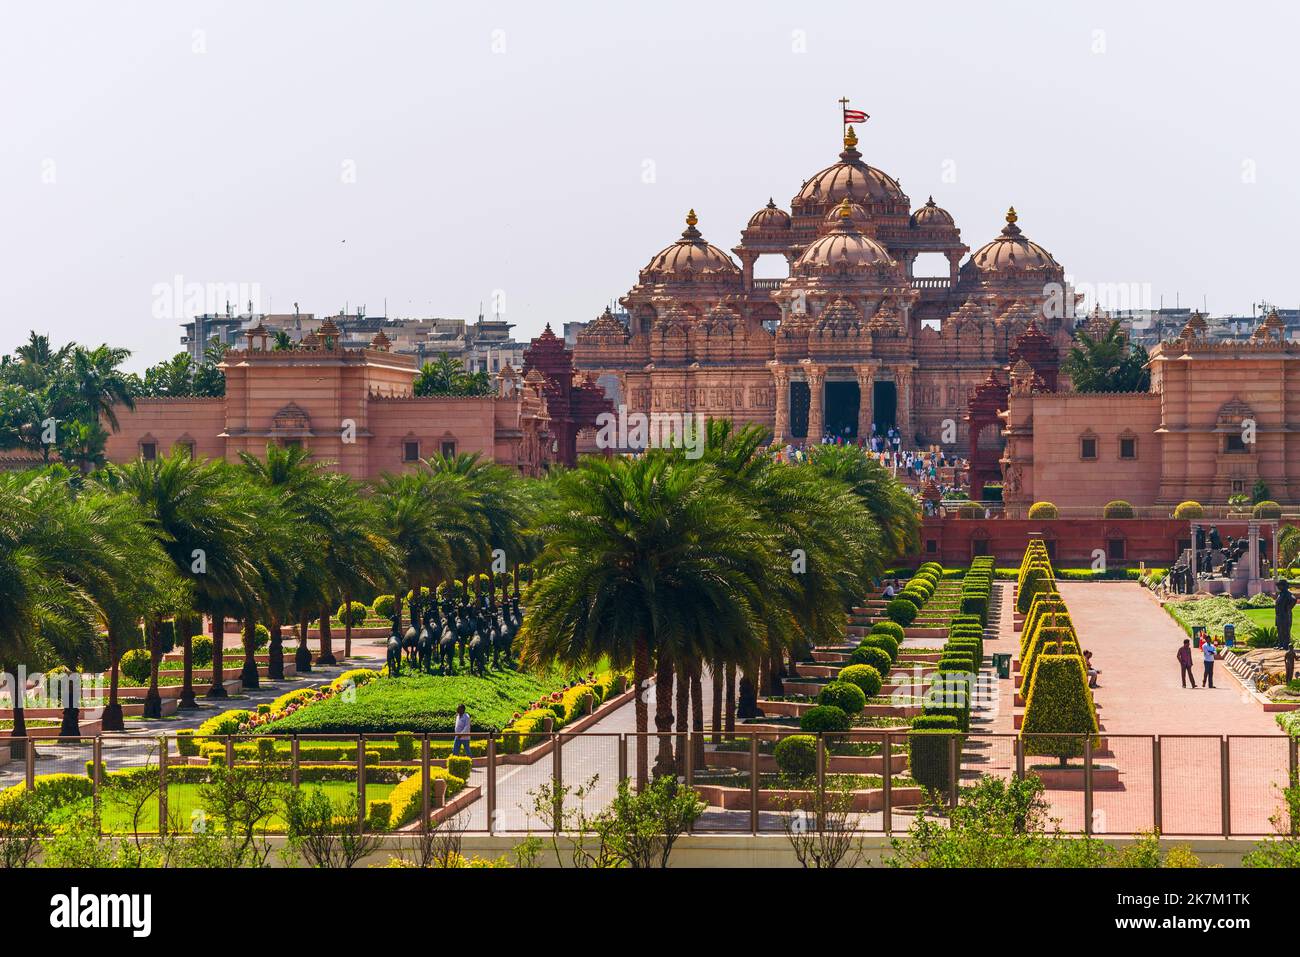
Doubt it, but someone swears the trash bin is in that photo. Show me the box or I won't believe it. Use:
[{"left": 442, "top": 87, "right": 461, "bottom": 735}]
[
  {"left": 1223, "top": 623, "right": 1235, "bottom": 647},
  {"left": 994, "top": 653, "right": 1011, "bottom": 679}
]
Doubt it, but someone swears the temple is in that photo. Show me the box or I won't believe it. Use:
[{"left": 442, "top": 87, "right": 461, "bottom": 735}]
[{"left": 573, "top": 124, "right": 1075, "bottom": 452}]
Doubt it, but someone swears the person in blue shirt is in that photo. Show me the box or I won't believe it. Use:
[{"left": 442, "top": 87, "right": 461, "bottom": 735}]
[{"left": 1201, "top": 638, "right": 1217, "bottom": 689}]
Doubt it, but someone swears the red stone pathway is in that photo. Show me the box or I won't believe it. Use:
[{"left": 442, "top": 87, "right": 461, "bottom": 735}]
[{"left": 976, "top": 581, "right": 1291, "bottom": 836}]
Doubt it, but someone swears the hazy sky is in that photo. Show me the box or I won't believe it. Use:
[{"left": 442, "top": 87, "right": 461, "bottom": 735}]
[{"left": 3, "top": 0, "right": 1298, "bottom": 372}]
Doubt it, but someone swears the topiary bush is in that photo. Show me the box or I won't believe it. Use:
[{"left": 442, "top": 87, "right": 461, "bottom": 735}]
[
  {"left": 849, "top": 643, "right": 892, "bottom": 678},
  {"left": 922, "top": 674, "right": 971, "bottom": 732},
  {"left": 1102, "top": 500, "right": 1135, "bottom": 519},
  {"left": 799, "top": 704, "right": 851, "bottom": 734},
  {"left": 886, "top": 597, "right": 918, "bottom": 627},
  {"left": 860, "top": 633, "right": 899, "bottom": 663},
  {"left": 1027, "top": 501, "right": 1059, "bottom": 520},
  {"left": 252, "top": 623, "right": 270, "bottom": 651},
  {"left": 908, "top": 715, "right": 963, "bottom": 792},
  {"left": 956, "top": 502, "right": 983, "bottom": 519},
  {"left": 119, "top": 648, "right": 152, "bottom": 686},
  {"left": 870, "top": 620, "right": 905, "bottom": 644},
  {"left": 773, "top": 735, "right": 818, "bottom": 779},
  {"left": 337, "top": 601, "right": 368, "bottom": 627},
  {"left": 818, "top": 680, "right": 866, "bottom": 716},
  {"left": 837, "top": 663, "right": 882, "bottom": 699},
  {"left": 1254, "top": 500, "right": 1283, "bottom": 519},
  {"left": 1173, "top": 501, "right": 1204, "bottom": 520},
  {"left": 371, "top": 594, "right": 397, "bottom": 620},
  {"left": 1021, "top": 654, "right": 1099, "bottom": 766},
  {"left": 191, "top": 634, "right": 213, "bottom": 669}
]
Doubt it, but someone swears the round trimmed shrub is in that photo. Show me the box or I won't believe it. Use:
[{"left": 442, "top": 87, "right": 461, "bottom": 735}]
[
  {"left": 1102, "top": 500, "right": 1134, "bottom": 519},
  {"left": 371, "top": 594, "right": 396, "bottom": 620},
  {"left": 838, "top": 663, "right": 883, "bottom": 699},
  {"left": 861, "top": 633, "right": 899, "bottom": 663},
  {"left": 191, "top": 635, "right": 213, "bottom": 669},
  {"left": 120, "top": 648, "right": 151, "bottom": 685},
  {"left": 870, "top": 620, "right": 905, "bottom": 643},
  {"left": 956, "top": 503, "right": 983, "bottom": 518},
  {"left": 818, "top": 680, "right": 867, "bottom": 716},
  {"left": 886, "top": 597, "right": 918, "bottom": 627},
  {"left": 1027, "top": 501, "right": 1059, "bottom": 520},
  {"left": 252, "top": 623, "right": 270, "bottom": 651},
  {"left": 1253, "top": 500, "right": 1282, "bottom": 519},
  {"left": 337, "top": 601, "right": 368, "bottom": 627},
  {"left": 773, "top": 735, "right": 818, "bottom": 779},
  {"left": 1173, "top": 501, "right": 1203, "bottom": 519},
  {"left": 799, "top": 704, "right": 851, "bottom": 734},
  {"left": 849, "top": 644, "right": 892, "bottom": 677}
]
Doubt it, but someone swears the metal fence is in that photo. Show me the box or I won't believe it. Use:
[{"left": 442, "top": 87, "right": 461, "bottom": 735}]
[{"left": 2, "top": 731, "right": 1296, "bottom": 838}]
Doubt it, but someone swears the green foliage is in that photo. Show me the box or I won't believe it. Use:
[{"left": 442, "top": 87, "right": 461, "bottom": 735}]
[
  {"left": 337, "top": 601, "right": 368, "bottom": 627},
  {"left": 860, "top": 633, "right": 899, "bottom": 663},
  {"left": 446, "top": 755, "right": 473, "bottom": 781},
  {"left": 1254, "top": 500, "right": 1282, "bottom": 519},
  {"left": 371, "top": 595, "right": 396, "bottom": 620},
  {"left": 119, "top": 648, "right": 152, "bottom": 685},
  {"left": 869, "top": 620, "right": 905, "bottom": 643},
  {"left": 1165, "top": 596, "right": 1252, "bottom": 640},
  {"left": 799, "top": 705, "right": 850, "bottom": 734},
  {"left": 1173, "top": 501, "right": 1204, "bottom": 519},
  {"left": 837, "top": 663, "right": 882, "bottom": 699},
  {"left": 191, "top": 635, "right": 214, "bottom": 669},
  {"left": 849, "top": 643, "right": 892, "bottom": 677},
  {"left": 1061, "top": 320, "right": 1150, "bottom": 394},
  {"left": 908, "top": 727, "right": 962, "bottom": 792},
  {"left": 773, "top": 735, "right": 818, "bottom": 779},
  {"left": 1027, "top": 502, "right": 1058, "bottom": 520},
  {"left": 1103, "top": 500, "right": 1134, "bottom": 518},
  {"left": 818, "top": 680, "right": 866, "bottom": 716},
  {"left": 886, "top": 597, "right": 918, "bottom": 627},
  {"left": 1021, "top": 655, "right": 1098, "bottom": 765}
]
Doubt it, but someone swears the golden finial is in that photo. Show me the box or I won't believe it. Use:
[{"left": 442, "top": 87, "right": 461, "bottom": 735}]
[
  {"left": 1006, "top": 206, "right": 1018, "bottom": 224},
  {"left": 685, "top": 209, "right": 698, "bottom": 227},
  {"left": 844, "top": 125, "right": 858, "bottom": 150},
  {"left": 838, "top": 197, "right": 853, "bottom": 220}
]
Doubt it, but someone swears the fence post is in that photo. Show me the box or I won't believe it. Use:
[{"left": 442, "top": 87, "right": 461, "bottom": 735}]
[
  {"left": 486, "top": 734, "right": 497, "bottom": 835},
  {"left": 815, "top": 734, "right": 827, "bottom": 832},
  {"left": 357, "top": 733, "right": 366, "bottom": 834},
  {"left": 1083, "top": 734, "right": 1093, "bottom": 836},
  {"left": 421, "top": 735, "right": 431, "bottom": 832},
  {"left": 24, "top": 738, "right": 34, "bottom": 789},
  {"left": 947, "top": 733, "right": 959, "bottom": 808},
  {"left": 1014, "top": 734, "right": 1024, "bottom": 779},
  {"left": 224, "top": 734, "right": 234, "bottom": 768},
  {"left": 290, "top": 734, "right": 300, "bottom": 788},
  {"left": 92, "top": 736, "right": 102, "bottom": 832},
  {"left": 685, "top": 732, "right": 695, "bottom": 835},
  {"left": 749, "top": 734, "right": 759, "bottom": 836},
  {"left": 618, "top": 734, "right": 628, "bottom": 784},
  {"left": 1152, "top": 736, "right": 1162, "bottom": 834},
  {"left": 1220, "top": 736, "right": 1231, "bottom": 839},
  {"left": 1290, "top": 737, "right": 1298, "bottom": 837},
  {"left": 882, "top": 731, "right": 892, "bottom": 835},
  {"left": 158, "top": 735, "right": 169, "bottom": 834},
  {"left": 551, "top": 733, "right": 563, "bottom": 833}
]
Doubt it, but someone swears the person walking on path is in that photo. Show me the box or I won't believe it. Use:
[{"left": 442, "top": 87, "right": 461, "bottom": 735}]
[
  {"left": 452, "top": 703, "right": 471, "bottom": 755},
  {"left": 1201, "top": 637, "right": 1218, "bottom": 689},
  {"left": 1177, "top": 638, "right": 1196, "bottom": 688}
]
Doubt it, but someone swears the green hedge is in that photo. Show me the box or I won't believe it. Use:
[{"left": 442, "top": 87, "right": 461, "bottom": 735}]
[
  {"left": 799, "top": 705, "right": 851, "bottom": 734},
  {"left": 886, "top": 597, "right": 919, "bottom": 627},
  {"left": 908, "top": 716, "right": 963, "bottom": 792},
  {"left": 818, "top": 681, "right": 866, "bottom": 716},
  {"left": 849, "top": 644, "right": 893, "bottom": 677},
  {"left": 837, "top": 663, "right": 882, "bottom": 699},
  {"left": 1021, "top": 654, "right": 1098, "bottom": 764}
]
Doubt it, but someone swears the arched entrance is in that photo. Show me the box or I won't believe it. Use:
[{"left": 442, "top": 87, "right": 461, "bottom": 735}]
[
  {"left": 872, "top": 380, "right": 897, "bottom": 433},
  {"left": 825, "top": 381, "right": 861, "bottom": 439},
  {"left": 789, "top": 381, "right": 810, "bottom": 439}
]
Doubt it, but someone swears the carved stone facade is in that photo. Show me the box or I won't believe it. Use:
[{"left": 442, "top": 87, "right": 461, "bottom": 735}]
[{"left": 573, "top": 123, "right": 1076, "bottom": 450}]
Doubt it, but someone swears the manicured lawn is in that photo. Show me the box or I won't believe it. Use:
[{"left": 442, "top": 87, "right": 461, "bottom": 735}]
[
  {"left": 95, "top": 780, "right": 394, "bottom": 834},
  {"left": 257, "top": 663, "right": 602, "bottom": 735}
]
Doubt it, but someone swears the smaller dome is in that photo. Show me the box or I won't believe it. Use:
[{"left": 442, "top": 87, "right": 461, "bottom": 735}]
[
  {"left": 967, "top": 207, "right": 1060, "bottom": 273},
  {"left": 747, "top": 198, "right": 791, "bottom": 230},
  {"left": 795, "top": 199, "right": 895, "bottom": 273},
  {"left": 910, "top": 196, "right": 955, "bottom": 228},
  {"left": 821, "top": 201, "right": 871, "bottom": 233},
  {"left": 642, "top": 210, "right": 740, "bottom": 280}
]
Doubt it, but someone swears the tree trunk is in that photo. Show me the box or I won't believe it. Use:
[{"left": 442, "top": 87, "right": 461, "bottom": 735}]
[
  {"left": 208, "top": 609, "right": 228, "bottom": 698},
  {"left": 653, "top": 649, "right": 675, "bottom": 779},
  {"left": 737, "top": 665, "right": 761, "bottom": 719},
  {"left": 633, "top": 634, "right": 651, "bottom": 791},
  {"left": 143, "top": 619, "right": 163, "bottom": 719},
  {"left": 267, "top": 614, "right": 284, "bottom": 681},
  {"left": 674, "top": 662, "right": 690, "bottom": 774},
  {"left": 295, "top": 612, "right": 312, "bottom": 672},
  {"left": 240, "top": 614, "right": 259, "bottom": 689},
  {"left": 179, "top": 616, "right": 197, "bottom": 710},
  {"left": 6, "top": 666, "right": 27, "bottom": 760},
  {"left": 318, "top": 606, "right": 336, "bottom": 665},
  {"left": 690, "top": 661, "right": 706, "bottom": 770},
  {"left": 57, "top": 670, "right": 81, "bottom": 739},
  {"left": 724, "top": 661, "right": 736, "bottom": 740},
  {"left": 102, "top": 626, "right": 125, "bottom": 731},
  {"left": 767, "top": 652, "right": 785, "bottom": 697},
  {"left": 343, "top": 590, "right": 353, "bottom": 659},
  {"left": 711, "top": 658, "right": 722, "bottom": 745}
]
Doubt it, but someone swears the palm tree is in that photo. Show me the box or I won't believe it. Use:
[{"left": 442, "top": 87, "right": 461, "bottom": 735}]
[
  {"left": 1063, "top": 319, "right": 1151, "bottom": 393},
  {"left": 521, "top": 452, "right": 778, "bottom": 787},
  {"left": 806, "top": 443, "right": 920, "bottom": 566},
  {"left": 67, "top": 344, "right": 136, "bottom": 432}
]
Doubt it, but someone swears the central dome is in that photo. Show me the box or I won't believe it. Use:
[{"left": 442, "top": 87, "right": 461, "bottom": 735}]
[{"left": 794, "top": 127, "right": 907, "bottom": 208}]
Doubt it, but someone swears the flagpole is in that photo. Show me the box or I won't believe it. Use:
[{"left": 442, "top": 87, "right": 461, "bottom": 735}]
[{"left": 838, "top": 96, "right": 849, "bottom": 141}]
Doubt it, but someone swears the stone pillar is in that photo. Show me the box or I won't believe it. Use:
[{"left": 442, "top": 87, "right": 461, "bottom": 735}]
[
  {"left": 806, "top": 364, "right": 825, "bottom": 444},
  {"left": 893, "top": 366, "right": 913, "bottom": 444},
  {"left": 770, "top": 364, "right": 790, "bottom": 445},
  {"left": 738, "top": 251, "right": 756, "bottom": 293},
  {"left": 855, "top": 364, "right": 875, "bottom": 439},
  {"left": 946, "top": 251, "right": 961, "bottom": 282}
]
